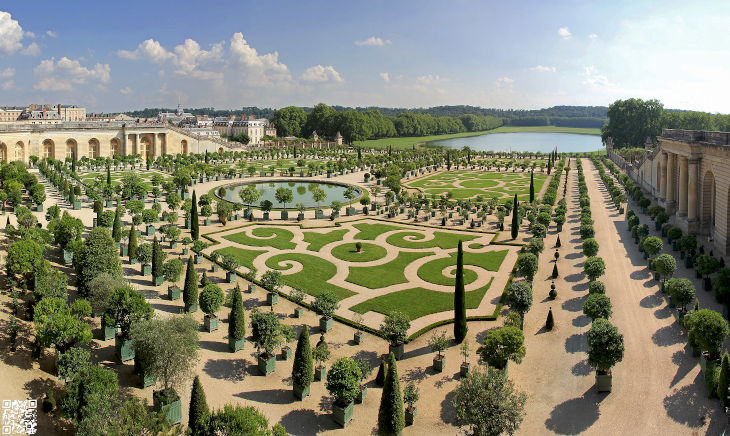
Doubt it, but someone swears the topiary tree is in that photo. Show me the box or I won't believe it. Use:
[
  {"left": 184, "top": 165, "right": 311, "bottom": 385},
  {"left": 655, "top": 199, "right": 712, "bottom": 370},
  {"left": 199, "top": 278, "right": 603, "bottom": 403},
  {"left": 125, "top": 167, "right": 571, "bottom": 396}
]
[
  {"left": 454, "top": 240, "right": 467, "bottom": 343},
  {"left": 451, "top": 366, "right": 526, "bottom": 436},
  {"left": 718, "top": 351, "right": 730, "bottom": 406},
  {"left": 642, "top": 236, "right": 663, "bottom": 258},
  {"left": 311, "top": 291, "right": 339, "bottom": 320},
  {"left": 250, "top": 308, "right": 282, "bottom": 358},
  {"left": 582, "top": 293, "right": 613, "bottom": 321},
  {"left": 73, "top": 227, "right": 123, "bottom": 298},
  {"left": 104, "top": 286, "right": 153, "bottom": 341},
  {"left": 57, "top": 346, "right": 91, "bottom": 383},
  {"left": 199, "top": 283, "right": 224, "bottom": 320},
  {"left": 261, "top": 270, "right": 282, "bottom": 293},
  {"left": 651, "top": 253, "right": 677, "bottom": 283},
  {"left": 665, "top": 278, "right": 695, "bottom": 312},
  {"left": 685, "top": 309, "right": 730, "bottom": 360},
  {"left": 583, "top": 256, "right": 606, "bottom": 282},
  {"left": 582, "top": 238, "right": 599, "bottom": 257},
  {"left": 545, "top": 307, "right": 555, "bottom": 330},
  {"left": 506, "top": 281, "right": 532, "bottom": 329},
  {"left": 292, "top": 326, "right": 313, "bottom": 399},
  {"left": 510, "top": 195, "right": 519, "bottom": 239},
  {"left": 588, "top": 281, "right": 606, "bottom": 295},
  {"left": 380, "top": 311, "right": 411, "bottom": 347},
  {"left": 377, "top": 352, "right": 404, "bottom": 436},
  {"left": 516, "top": 252, "right": 538, "bottom": 282},
  {"left": 34, "top": 297, "right": 93, "bottom": 354},
  {"left": 188, "top": 375, "right": 209, "bottom": 436},
  {"left": 151, "top": 236, "right": 164, "bottom": 280},
  {"left": 162, "top": 258, "right": 183, "bottom": 283},
  {"left": 586, "top": 318, "right": 624, "bottom": 374},
  {"left": 128, "top": 225, "right": 138, "bottom": 262},
  {"left": 228, "top": 284, "right": 246, "bottom": 350},
  {"left": 183, "top": 256, "right": 199, "bottom": 312},
  {"left": 477, "top": 326, "right": 525, "bottom": 370}
]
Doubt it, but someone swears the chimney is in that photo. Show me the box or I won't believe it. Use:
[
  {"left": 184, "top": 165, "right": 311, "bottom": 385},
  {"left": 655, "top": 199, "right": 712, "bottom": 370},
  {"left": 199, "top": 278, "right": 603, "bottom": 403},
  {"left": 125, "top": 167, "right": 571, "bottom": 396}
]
[
  {"left": 43, "top": 107, "right": 46, "bottom": 118},
  {"left": 58, "top": 103, "right": 61, "bottom": 115}
]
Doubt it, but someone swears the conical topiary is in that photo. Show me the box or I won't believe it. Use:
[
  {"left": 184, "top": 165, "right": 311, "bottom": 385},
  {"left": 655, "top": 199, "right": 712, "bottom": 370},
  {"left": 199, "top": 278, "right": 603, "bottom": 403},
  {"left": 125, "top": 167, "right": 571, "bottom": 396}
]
[
  {"left": 228, "top": 284, "right": 245, "bottom": 348},
  {"left": 112, "top": 208, "right": 122, "bottom": 243},
  {"left": 200, "top": 270, "right": 209, "bottom": 287},
  {"left": 556, "top": 235, "right": 561, "bottom": 248},
  {"left": 151, "top": 236, "right": 163, "bottom": 279},
  {"left": 454, "top": 241, "right": 467, "bottom": 343},
  {"left": 191, "top": 190, "right": 199, "bottom": 240},
  {"left": 719, "top": 351, "right": 730, "bottom": 405},
  {"left": 545, "top": 307, "right": 554, "bottom": 331},
  {"left": 511, "top": 194, "right": 519, "bottom": 239},
  {"left": 292, "top": 326, "right": 313, "bottom": 398},
  {"left": 375, "top": 356, "right": 387, "bottom": 386},
  {"left": 552, "top": 264, "right": 559, "bottom": 279},
  {"left": 378, "top": 352, "right": 405, "bottom": 436},
  {"left": 183, "top": 256, "right": 198, "bottom": 312},
  {"left": 128, "top": 225, "right": 138, "bottom": 261},
  {"left": 188, "top": 375, "right": 209, "bottom": 436}
]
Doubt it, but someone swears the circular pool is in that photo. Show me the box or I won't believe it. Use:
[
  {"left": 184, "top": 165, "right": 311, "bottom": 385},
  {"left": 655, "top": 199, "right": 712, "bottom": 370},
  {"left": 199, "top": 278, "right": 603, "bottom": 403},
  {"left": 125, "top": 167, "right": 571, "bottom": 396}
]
[{"left": 217, "top": 180, "right": 362, "bottom": 209}]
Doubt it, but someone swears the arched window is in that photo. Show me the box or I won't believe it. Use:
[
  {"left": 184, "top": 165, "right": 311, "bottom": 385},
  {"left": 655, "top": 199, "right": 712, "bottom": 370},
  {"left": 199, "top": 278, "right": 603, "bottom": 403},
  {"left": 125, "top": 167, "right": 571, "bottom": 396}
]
[
  {"left": 88, "top": 139, "right": 99, "bottom": 159},
  {"left": 43, "top": 140, "right": 54, "bottom": 159}
]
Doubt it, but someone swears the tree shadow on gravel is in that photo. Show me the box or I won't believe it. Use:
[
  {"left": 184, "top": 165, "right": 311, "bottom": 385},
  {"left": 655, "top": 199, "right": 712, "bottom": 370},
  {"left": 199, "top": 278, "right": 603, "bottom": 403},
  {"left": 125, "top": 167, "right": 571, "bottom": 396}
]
[
  {"left": 565, "top": 332, "right": 587, "bottom": 354},
  {"left": 654, "top": 306, "right": 673, "bottom": 320},
  {"left": 670, "top": 347, "right": 696, "bottom": 388},
  {"left": 562, "top": 296, "right": 586, "bottom": 313},
  {"left": 545, "top": 387, "right": 605, "bottom": 434},
  {"left": 565, "top": 252, "right": 582, "bottom": 260},
  {"left": 663, "top": 375, "right": 722, "bottom": 429},
  {"left": 564, "top": 273, "right": 584, "bottom": 283},
  {"left": 572, "top": 315, "right": 590, "bottom": 328},
  {"left": 280, "top": 408, "right": 338, "bottom": 436},
  {"left": 439, "top": 389, "right": 457, "bottom": 424},
  {"left": 651, "top": 325, "right": 684, "bottom": 347},
  {"left": 235, "top": 388, "right": 295, "bottom": 405},
  {"left": 203, "top": 358, "right": 249, "bottom": 381},
  {"left": 630, "top": 270, "right": 651, "bottom": 280},
  {"left": 571, "top": 359, "right": 593, "bottom": 376},
  {"left": 640, "top": 292, "right": 663, "bottom": 309}
]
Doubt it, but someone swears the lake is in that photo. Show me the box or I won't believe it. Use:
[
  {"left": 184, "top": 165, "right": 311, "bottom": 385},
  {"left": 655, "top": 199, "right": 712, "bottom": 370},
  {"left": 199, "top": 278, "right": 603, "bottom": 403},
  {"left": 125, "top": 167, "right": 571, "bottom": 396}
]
[
  {"left": 218, "top": 181, "right": 360, "bottom": 209},
  {"left": 428, "top": 132, "right": 604, "bottom": 153}
]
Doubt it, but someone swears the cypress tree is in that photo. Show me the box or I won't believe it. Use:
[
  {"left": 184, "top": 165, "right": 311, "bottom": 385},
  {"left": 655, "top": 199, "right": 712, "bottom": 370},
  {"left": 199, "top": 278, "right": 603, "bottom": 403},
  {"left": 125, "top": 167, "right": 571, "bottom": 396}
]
[
  {"left": 183, "top": 256, "right": 198, "bottom": 312},
  {"left": 188, "top": 375, "right": 209, "bottom": 436},
  {"left": 357, "top": 147, "right": 362, "bottom": 160},
  {"left": 547, "top": 157, "right": 552, "bottom": 175},
  {"left": 291, "top": 326, "right": 313, "bottom": 398},
  {"left": 556, "top": 235, "right": 561, "bottom": 248},
  {"left": 128, "top": 225, "right": 138, "bottom": 261},
  {"left": 200, "top": 270, "right": 209, "bottom": 287},
  {"left": 191, "top": 190, "right": 199, "bottom": 240},
  {"left": 106, "top": 167, "right": 111, "bottom": 186},
  {"left": 112, "top": 208, "right": 122, "bottom": 243},
  {"left": 378, "top": 352, "right": 404, "bottom": 436},
  {"left": 151, "top": 236, "right": 162, "bottom": 279},
  {"left": 718, "top": 351, "right": 730, "bottom": 405},
  {"left": 511, "top": 194, "right": 519, "bottom": 239},
  {"left": 454, "top": 241, "right": 467, "bottom": 343},
  {"left": 375, "top": 356, "right": 387, "bottom": 386},
  {"left": 529, "top": 172, "right": 535, "bottom": 203},
  {"left": 545, "top": 307, "right": 554, "bottom": 331},
  {"left": 228, "top": 284, "right": 246, "bottom": 349},
  {"left": 95, "top": 205, "right": 102, "bottom": 226},
  {"left": 552, "top": 263, "right": 559, "bottom": 278}
]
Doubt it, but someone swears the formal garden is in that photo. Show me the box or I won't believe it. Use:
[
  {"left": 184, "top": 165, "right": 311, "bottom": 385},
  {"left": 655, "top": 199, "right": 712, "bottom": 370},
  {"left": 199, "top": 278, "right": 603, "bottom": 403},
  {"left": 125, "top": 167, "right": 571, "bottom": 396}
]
[{"left": 407, "top": 169, "right": 547, "bottom": 201}]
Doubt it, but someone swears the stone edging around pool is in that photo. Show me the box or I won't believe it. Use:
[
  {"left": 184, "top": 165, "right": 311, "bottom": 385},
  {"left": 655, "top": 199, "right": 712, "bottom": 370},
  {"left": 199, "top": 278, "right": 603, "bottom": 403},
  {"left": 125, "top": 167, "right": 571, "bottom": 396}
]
[{"left": 212, "top": 178, "right": 366, "bottom": 211}]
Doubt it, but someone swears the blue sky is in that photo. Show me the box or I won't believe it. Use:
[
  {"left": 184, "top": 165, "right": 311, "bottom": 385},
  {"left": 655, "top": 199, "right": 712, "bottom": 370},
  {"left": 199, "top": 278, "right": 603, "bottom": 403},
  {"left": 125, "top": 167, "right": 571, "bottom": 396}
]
[{"left": 0, "top": 0, "right": 728, "bottom": 113}]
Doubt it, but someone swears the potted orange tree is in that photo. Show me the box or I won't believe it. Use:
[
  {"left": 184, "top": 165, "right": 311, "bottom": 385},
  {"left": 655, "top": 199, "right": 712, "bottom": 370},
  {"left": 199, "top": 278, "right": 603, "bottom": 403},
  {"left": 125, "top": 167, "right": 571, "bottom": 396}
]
[
  {"left": 251, "top": 308, "right": 282, "bottom": 376},
  {"left": 587, "top": 318, "right": 625, "bottom": 392},
  {"left": 199, "top": 283, "right": 224, "bottom": 332},
  {"left": 380, "top": 311, "right": 410, "bottom": 361},
  {"left": 326, "top": 357, "right": 362, "bottom": 428},
  {"left": 428, "top": 331, "right": 448, "bottom": 373},
  {"left": 312, "top": 291, "right": 339, "bottom": 333},
  {"left": 403, "top": 381, "right": 419, "bottom": 426}
]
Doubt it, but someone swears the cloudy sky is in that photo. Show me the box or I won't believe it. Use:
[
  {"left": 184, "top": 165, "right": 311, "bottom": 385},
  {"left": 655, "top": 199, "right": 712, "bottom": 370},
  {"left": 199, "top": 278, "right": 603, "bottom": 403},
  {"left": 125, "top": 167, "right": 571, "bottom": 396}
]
[{"left": 0, "top": 0, "right": 728, "bottom": 113}]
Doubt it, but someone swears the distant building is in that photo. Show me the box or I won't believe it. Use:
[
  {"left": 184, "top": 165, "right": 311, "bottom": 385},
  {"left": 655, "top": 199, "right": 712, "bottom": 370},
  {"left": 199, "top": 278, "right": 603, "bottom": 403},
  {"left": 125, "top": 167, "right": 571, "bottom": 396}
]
[
  {"left": 157, "top": 104, "right": 195, "bottom": 124},
  {"left": 335, "top": 131, "right": 343, "bottom": 145},
  {"left": 0, "top": 107, "right": 23, "bottom": 122},
  {"left": 86, "top": 113, "right": 136, "bottom": 122},
  {"left": 212, "top": 115, "right": 269, "bottom": 145},
  {"left": 18, "top": 106, "right": 62, "bottom": 124}
]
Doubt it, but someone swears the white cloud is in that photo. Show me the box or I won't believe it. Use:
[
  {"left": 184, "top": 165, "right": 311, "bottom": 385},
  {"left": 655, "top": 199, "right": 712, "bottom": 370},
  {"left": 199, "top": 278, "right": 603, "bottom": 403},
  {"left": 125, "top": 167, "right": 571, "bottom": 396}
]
[
  {"left": 1, "top": 80, "right": 14, "bottom": 90},
  {"left": 171, "top": 38, "right": 224, "bottom": 79},
  {"left": 46, "top": 30, "right": 57, "bottom": 38},
  {"left": 21, "top": 42, "right": 40, "bottom": 56},
  {"left": 414, "top": 74, "right": 447, "bottom": 94},
  {"left": 495, "top": 76, "right": 514, "bottom": 87},
  {"left": 300, "top": 65, "right": 343, "bottom": 83},
  {"left": 558, "top": 27, "right": 572, "bottom": 39},
  {"left": 118, "top": 39, "right": 173, "bottom": 62},
  {"left": 379, "top": 72, "right": 390, "bottom": 83},
  {"left": 25, "top": 31, "right": 35, "bottom": 38},
  {"left": 0, "top": 11, "right": 25, "bottom": 56},
  {"left": 581, "top": 66, "right": 612, "bottom": 87},
  {"left": 588, "top": 33, "right": 598, "bottom": 39},
  {"left": 119, "top": 86, "right": 132, "bottom": 95},
  {"left": 229, "top": 32, "right": 290, "bottom": 85},
  {"left": 0, "top": 67, "right": 14, "bottom": 78},
  {"left": 34, "top": 56, "right": 111, "bottom": 91},
  {"left": 530, "top": 65, "right": 556, "bottom": 73},
  {"left": 355, "top": 36, "right": 391, "bottom": 47}
]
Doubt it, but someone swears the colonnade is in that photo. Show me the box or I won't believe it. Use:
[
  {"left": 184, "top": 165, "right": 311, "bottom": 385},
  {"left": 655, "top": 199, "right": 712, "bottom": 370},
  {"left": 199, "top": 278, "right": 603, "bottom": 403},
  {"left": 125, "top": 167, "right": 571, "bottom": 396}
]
[{"left": 658, "top": 151, "right": 699, "bottom": 221}]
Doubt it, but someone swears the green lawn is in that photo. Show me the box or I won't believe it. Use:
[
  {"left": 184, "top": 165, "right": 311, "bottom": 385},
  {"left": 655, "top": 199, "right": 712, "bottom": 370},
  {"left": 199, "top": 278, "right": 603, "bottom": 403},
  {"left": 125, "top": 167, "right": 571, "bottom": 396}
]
[
  {"left": 354, "top": 126, "right": 600, "bottom": 149},
  {"left": 352, "top": 223, "right": 406, "bottom": 240},
  {"left": 223, "top": 227, "right": 296, "bottom": 250},
  {"left": 213, "top": 246, "right": 266, "bottom": 273},
  {"left": 385, "top": 231, "right": 479, "bottom": 249},
  {"left": 350, "top": 278, "right": 494, "bottom": 318},
  {"left": 331, "top": 242, "right": 387, "bottom": 262},
  {"left": 266, "top": 253, "right": 355, "bottom": 300},
  {"left": 303, "top": 229, "right": 348, "bottom": 252},
  {"left": 417, "top": 250, "right": 508, "bottom": 286},
  {"left": 346, "top": 251, "right": 433, "bottom": 289},
  {"left": 409, "top": 170, "right": 546, "bottom": 201}
]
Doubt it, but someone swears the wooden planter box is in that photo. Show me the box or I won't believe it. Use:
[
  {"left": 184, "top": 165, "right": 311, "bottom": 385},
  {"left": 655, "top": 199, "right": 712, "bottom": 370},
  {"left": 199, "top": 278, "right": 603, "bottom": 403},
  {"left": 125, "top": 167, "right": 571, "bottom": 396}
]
[
  {"left": 204, "top": 315, "right": 219, "bottom": 332},
  {"left": 405, "top": 406, "right": 417, "bottom": 426},
  {"left": 315, "top": 365, "right": 327, "bottom": 381},
  {"left": 595, "top": 371, "right": 612, "bottom": 392},
  {"left": 258, "top": 353, "right": 276, "bottom": 376},
  {"left": 320, "top": 316, "right": 333, "bottom": 333},
  {"left": 247, "top": 284, "right": 256, "bottom": 293},
  {"left": 460, "top": 362, "right": 470, "bottom": 377},
  {"left": 356, "top": 385, "right": 367, "bottom": 404},
  {"left": 229, "top": 336, "right": 245, "bottom": 352},
  {"left": 167, "top": 286, "right": 180, "bottom": 300},
  {"left": 433, "top": 355, "right": 446, "bottom": 372},
  {"left": 211, "top": 264, "right": 219, "bottom": 273},
  {"left": 194, "top": 254, "right": 203, "bottom": 264},
  {"left": 332, "top": 401, "right": 354, "bottom": 428},
  {"left": 267, "top": 292, "right": 278, "bottom": 306},
  {"left": 293, "top": 383, "right": 310, "bottom": 400},
  {"left": 146, "top": 225, "right": 155, "bottom": 236},
  {"left": 63, "top": 249, "right": 73, "bottom": 265},
  {"left": 153, "top": 389, "right": 182, "bottom": 425},
  {"left": 153, "top": 276, "right": 163, "bottom": 286},
  {"left": 185, "top": 302, "right": 198, "bottom": 313},
  {"left": 142, "top": 264, "right": 152, "bottom": 276},
  {"left": 354, "top": 331, "right": 364, "bottom": 345},
  {"left": 389, "top": 342, "right": 405, "bottom": 361},
  {"left": 115, "top": 336, "right": 135, "bottom": 362},
  {"left": 226, "top": 271, "right": 236, "bottom": 283},
  {"left": 293, "top": 307, "right": 303, "bottom": 318},
  {"left": 102, "top": 322, "right": 118, "bottom": 341},
  {"left": 281, "top": 346, "right": 292, "bottom": 360}
]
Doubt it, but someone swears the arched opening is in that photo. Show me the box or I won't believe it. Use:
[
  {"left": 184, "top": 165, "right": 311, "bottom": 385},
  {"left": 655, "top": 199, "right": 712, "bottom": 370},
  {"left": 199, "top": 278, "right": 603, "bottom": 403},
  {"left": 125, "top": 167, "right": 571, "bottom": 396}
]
[
  {"left": 65, "top": 139, "right": 78, "bottom": 160},
  {"left": 702, "top": 171, "right": 716, "bottom": 236},
  {"left": 43, "top": 139, "right": 54, "bottom": 159},
  {"left": 0, "top": 143, "right": 7, "bottom": 162},
  {"left": 139, "top": 136, "right": 151, "bottom": 160},
  {"left": 218, "top": 147, "right": 224, "bottom": 154},
  {"left": 110, "top": 138, "right": 121, "bottom": 157},
  {"left": 181, "top": 140, "right": 188, "bottom": 155},
  {"left": 14, "top": 141, "right": 24, "bottom": 162},
  {"left": 88, "top": 138, "right": 99, "bottom": 159}
]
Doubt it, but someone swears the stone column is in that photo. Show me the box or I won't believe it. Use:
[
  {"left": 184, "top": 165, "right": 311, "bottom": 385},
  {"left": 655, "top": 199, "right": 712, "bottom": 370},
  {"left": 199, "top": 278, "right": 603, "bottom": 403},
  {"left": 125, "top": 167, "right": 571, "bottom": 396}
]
[
  {"left": 678, "top": 156, "right": 688, "bottom": 216},
  {"left": 660, "top": 152, "right": 668, "bottom": 200},
  {"left": 151, "top": 133, "right": 156, "bottom": 158},
  {"left": 666, "top": 153, "right": 676, "bottom": 209},
  {"left": 688, "top": 158, "right": 699, "bottom": 221}
]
